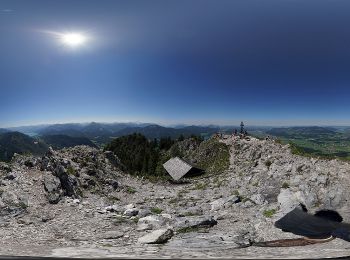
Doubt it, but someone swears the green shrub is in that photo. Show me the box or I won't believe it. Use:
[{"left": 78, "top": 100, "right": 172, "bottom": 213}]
[
  {"left": 263, "top": 209, "right": 276, "bottom": 218},
  {"left": 108, "top": 195, "right": 120, "bottom": 203},
  {"left": 275, "top": 139, "right": 283, "bottom": 144},
  {"left": 177, "top": 226, "right": 200, "bottom": 233},
  {"left": 114, "top": 215, "right": 128, "bottom": 224},
  {"left": 281, "top": 182, "right": 290, "bottom": 189},
  {"left": 265, "top": 160, "right": 272, "bottom": 168},
  {"left": 18, "top": 201, "right": 28, "bottom": 209},
  {"left": 232, "top": 190, "right": 240, "bottom": 196},
  {"left": 191, "top": 139, "right": 230, "bottom": 175},
  {"left": 192, "top": 182, "right": 208, "bottom": 190},
  {"left": 150, "top": 207, "right": 163, "bottom": 214},
  {"left": 125, "top": 186, "right": 136, "bottom": 194},
  {"left": 289, "top": 142, "right": 306, "bottom": 156},
  {"left": 67, "top": 166, "right": 78, "bottom": 176},
  {"left": 131, "top": 216, "right": 140, "bottom": 223}
]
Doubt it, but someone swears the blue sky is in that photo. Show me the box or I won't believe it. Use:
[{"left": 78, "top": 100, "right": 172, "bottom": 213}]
[{"left": 1, "top": 0, "right": 350, "bottom": 127}]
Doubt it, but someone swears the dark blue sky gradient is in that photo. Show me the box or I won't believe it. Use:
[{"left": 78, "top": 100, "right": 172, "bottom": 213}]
[{"left": 1, "top": 0, "right": 350, "bottom": 127}]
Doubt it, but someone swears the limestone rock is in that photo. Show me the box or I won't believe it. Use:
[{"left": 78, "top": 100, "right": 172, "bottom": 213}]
[
  {"left": 137, "top": 215, "right": 168, "bottom": 230},
  {"left": 210, "top": 195, "right": 240, "bottom": 211},
  {"left": 138, "top": 208, "right": 152, "bottom": 218},
  {"left": 4, "top": 172, "right": 17, "bottom": 180},
  {"left": 123, "top": 208, "right": 139, "bottom": 217},
  {"left": 174, "top": 215, "right": 217, "bottom": 229},
  {"left": 138, "top": 228, "right": 174, "bottom": 244},
  {"left": 101, "top": 231, "right": 124, "bottom": 239},
  {"left": 43, "top": 174, "right": 63, "bottom": 204}
]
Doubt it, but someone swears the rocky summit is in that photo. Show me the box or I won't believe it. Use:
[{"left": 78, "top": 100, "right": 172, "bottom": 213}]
[{"left": 0, "top": 136, "right": 350, "bottom": 258}]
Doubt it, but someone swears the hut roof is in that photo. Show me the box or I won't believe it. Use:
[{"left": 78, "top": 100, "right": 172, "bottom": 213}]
[{"left": 163, "top": 157, "right": 196, "bottom": 181}]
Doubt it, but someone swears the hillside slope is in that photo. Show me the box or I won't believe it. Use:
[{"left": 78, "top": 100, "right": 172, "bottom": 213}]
[
  {"left": 0, "top": 132, "right": 48, "bottom": 161},
  {"left": 40, "top": 135, "right": 98, "bottom": 149}
]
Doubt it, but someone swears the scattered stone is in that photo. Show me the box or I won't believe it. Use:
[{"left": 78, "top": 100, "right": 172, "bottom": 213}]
[
  {"left": 41, "top": 213, "right": 55, "bottom": 222},
  {"left": 138, "top": 208, "right": 152, "bottom": 218},
  {"left": 123, "top": 208, "right": 139, "bottom": 217},
  {"left": 97, "top": 209, "right": 107, "bottom": 214},
  {"left": 250, "top": 194, "right": 266, "bottom": 205},
  {"left": 138, "top": 228, "right": 174, "bottom": 244},
  {"left": 210, "top": 195, "right": 240, "bottom": 211},
  {"left": 174, "top": 215, "right": 217, "bottom": 229},
  {"left": 105, "top": 205, "right": 121, "bottom": 212},
  {"left": 4, "top": 172, "right": 17, "bottom": 180},
  {"left": 161, "top": 213, "right": 172, "bottom": 219},
  {"left": 101, "top": 231, "right": 124, "bottom": 239},
  {"left": 124, "top": 204, "right": 135, "bottom": 210},
  {"left": 136, "top": 223, "right": 152, "bottom": 231},
  {"left": 138, "top": 215, "right": 168, "bottom": 230},
  {"left": 43, "top": 174, "right": 62, "bottom": 204},
  {"left": 178, "top": 206, "right": 203, "bottom": 217},
  {"left": 24, "top": 159, "right": 35, "bottom": 168}
]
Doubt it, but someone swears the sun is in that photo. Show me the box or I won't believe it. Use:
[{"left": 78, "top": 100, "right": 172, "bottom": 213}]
[{"left": 60, "top": 33, "right": 87, "bottom": 47}]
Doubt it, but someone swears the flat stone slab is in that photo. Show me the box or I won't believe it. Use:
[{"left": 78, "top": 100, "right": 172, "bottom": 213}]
[
  {"left": 138, "top": 228, "right": 174, "bottom": 244},
  {"left": 48, "top": 238, "right": 350, "bottom": 259}
]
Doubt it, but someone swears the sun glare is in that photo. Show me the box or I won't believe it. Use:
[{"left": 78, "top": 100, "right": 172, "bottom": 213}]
[{"left": 61, "top": 33, "right": 87, "bottom": 47}]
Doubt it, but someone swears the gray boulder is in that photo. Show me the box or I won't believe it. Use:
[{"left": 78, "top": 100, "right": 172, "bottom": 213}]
[
  {"left": 43, "top": 174, "right": 63, "bottom": 204},
  {"left": 277, "top": 188, "right": 300, "bottom": 217},
  {"left": 137, "top": 215, "right": 168, "bottom": 230},
  {"left": 104, "top": 151, "right": 122, "bottom": 168},
  {"left": 0, "top": 191, "right": 28, "bottom": 217},
  {"left": 54, "top": 165, "right": 80, "bottom": 197},
  {"left": 101, "top": 231, "right": 124, "bottom": 239},
  {"left": 138, "top": 208, "right": 152, "bottom": 218},
  {"left": 4, "top": 172, "right": 17, "bottom": 180},
  {"left": 138, "top": 228, "right": 174, "bottom": 244},
  {"left": 210, "top": 195, "right": 240, "bottom": 211},
  {"left": 123, "top": 208, "right": 139, "bottom": 217},
  {"left": 177, "top": 206, "right": 203, "bottom": 217},
  {"left": 174, "top": 215, "right": 217, "bottom": 229}
]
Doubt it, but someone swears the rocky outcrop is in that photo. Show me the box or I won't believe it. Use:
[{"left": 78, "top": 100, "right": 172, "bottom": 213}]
[
  {"left": 210, "top": 195, "right": 240, "bottom": 211},
  {"left": 0, "top": 190, "right": 28, "bottom": 218},
  {"left": 43, "top": 173, "right": 63, "bottom": 204},
  {"left": 38, "top": 146, "right": 121, "bottom": 203},
  {"left": 220, "top": 136, "right": 350, "bottom": 221},
  {"left": 0, "top": 137, "right": 349, "bottom": 258}
]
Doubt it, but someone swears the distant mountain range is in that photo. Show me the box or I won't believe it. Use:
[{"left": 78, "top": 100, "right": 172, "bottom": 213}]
[
  {"left": 16, "top": 122, "right": 222, "bottom": 144},
  {"left": 1, "top": 122, "right": 350, "bottom": 161},
  {"left": 3, "top": 122, "right": 350, "bottom": 139},
  {"left": 0, "top": 123, "right": 222, "bottom": 161}
]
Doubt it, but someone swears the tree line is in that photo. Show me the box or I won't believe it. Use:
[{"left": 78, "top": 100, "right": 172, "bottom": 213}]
[{"left": 104, "top": 133, "right": 203, "bottom": 178}]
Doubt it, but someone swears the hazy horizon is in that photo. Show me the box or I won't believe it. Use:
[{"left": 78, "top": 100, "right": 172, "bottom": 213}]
[
  {"left": 1, "top": 0, "right": 350, "bottom": 127},
  {"left": 2, "top": 119, "right": 350, "bottom": 129}
]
